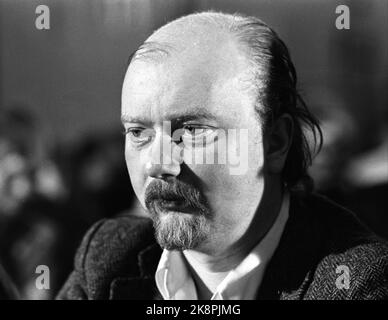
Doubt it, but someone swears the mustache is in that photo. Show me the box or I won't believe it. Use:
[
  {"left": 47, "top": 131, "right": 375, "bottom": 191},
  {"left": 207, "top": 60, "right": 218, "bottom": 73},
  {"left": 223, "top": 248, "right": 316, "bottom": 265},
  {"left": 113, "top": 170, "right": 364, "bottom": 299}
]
[{"left": 144, "top": 179, "right": 209, "bottom": 215}]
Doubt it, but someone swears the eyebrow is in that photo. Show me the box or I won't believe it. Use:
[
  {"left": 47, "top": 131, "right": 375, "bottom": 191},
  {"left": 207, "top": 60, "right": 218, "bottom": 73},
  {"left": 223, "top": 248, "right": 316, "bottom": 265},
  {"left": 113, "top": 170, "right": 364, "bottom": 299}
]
[{"left": 121, "top": 108, "right": 218, "bottom": 125}]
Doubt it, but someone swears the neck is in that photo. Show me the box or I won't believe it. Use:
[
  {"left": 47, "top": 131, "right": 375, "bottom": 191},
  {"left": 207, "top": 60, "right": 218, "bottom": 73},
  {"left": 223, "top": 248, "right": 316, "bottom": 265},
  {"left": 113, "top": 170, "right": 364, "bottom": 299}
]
[
  {"left": 183, "top": 179, "right": 285, "bottom": 298},
  {"left": 183, "top": 254, "right": 229, "bottom": 299}
]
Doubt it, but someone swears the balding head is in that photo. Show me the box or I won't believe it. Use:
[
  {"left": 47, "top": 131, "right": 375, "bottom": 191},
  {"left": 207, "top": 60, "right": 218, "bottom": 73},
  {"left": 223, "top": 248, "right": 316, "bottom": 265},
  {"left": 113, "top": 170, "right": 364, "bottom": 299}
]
[
  {"left": 129, "top": 13, "right": 260, "bottom": 92},
  {"left": 131, "top": 12, "right": 245, "bottom": 64}
]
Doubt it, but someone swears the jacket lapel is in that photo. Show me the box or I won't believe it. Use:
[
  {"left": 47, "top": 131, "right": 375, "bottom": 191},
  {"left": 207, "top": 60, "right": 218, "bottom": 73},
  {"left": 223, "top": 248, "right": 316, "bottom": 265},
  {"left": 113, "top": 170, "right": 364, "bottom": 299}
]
[{"left": 256, "top": 194, "right": 322, "bottom": 300}]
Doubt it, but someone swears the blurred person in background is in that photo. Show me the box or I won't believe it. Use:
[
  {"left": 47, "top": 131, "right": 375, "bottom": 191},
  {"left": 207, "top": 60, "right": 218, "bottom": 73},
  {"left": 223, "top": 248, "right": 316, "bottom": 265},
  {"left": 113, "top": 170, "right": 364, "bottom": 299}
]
[
  {"left": 0, "top": 108, "right": 37, "bottom": 223},
  {"left": 0, "top": 106, "right": 85, "bottom": 299},
  {"left": 309, "top": 91, "right": 388, "bottom": 240}
]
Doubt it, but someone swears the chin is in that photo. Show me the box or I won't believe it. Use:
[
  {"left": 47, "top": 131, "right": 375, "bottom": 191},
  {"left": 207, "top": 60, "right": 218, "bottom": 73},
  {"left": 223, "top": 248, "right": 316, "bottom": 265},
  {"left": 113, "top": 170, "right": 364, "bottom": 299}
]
[{"left": 153, "top": 210, "right": 210, "bottom": 251}]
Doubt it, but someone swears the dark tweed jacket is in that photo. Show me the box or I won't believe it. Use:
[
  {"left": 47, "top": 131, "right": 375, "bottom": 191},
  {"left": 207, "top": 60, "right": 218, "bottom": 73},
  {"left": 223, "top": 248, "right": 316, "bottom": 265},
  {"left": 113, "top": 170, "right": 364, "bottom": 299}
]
[{"left": 57, "top": 193, "right": 388, "bottom": 300}]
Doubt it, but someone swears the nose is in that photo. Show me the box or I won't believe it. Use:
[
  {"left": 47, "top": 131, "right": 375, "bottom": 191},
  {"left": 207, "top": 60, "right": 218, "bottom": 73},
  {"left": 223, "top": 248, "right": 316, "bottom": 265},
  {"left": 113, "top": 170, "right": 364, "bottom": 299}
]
[{"left": 145, "top": 133, "right": 181, "bottom": 179}]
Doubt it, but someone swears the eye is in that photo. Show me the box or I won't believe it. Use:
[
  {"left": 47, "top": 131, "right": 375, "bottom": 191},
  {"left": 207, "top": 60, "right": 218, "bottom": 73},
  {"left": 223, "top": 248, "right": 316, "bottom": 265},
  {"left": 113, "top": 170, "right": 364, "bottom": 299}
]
[
  {"left": 124, "top": 127, "right": 154, "bottom": 145},
  {"left": 181, "top": 124, "right": 217, "bottom": 146},
  {"left": 183, "top": 125, "right": 206, "bottom": 136},
  {"left": 129, "top": 128, "right": 142, "bottom": 138}
]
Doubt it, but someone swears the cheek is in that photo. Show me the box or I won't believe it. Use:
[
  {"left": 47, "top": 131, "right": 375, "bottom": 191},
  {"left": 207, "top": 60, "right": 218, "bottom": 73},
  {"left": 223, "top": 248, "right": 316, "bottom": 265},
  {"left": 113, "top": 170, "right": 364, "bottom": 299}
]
[
  {"left": 185, "top": 163, "right": 231, "bottom": 217},
  {"left": 196, "top": 128, "right": 265, "bottom": 187},
  {"left": 186, "top": 162, "right": 244, "bottom": 208},
  {"left": 185, "top": 131, "right": 266, "bottom": 222}
]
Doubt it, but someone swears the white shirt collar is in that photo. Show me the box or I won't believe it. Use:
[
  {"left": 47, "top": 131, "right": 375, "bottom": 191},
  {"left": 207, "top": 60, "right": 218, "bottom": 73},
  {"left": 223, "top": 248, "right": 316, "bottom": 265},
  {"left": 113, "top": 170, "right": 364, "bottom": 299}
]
[{"left": 155, "top": 192, "right": 290, "bottom": 300}]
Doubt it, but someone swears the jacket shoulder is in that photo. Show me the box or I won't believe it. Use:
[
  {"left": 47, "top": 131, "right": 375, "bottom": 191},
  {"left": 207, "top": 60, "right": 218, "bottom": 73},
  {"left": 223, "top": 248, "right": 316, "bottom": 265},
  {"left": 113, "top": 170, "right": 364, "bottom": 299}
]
[
  {"left": 300, "top": 193, "right": 388, "bottom": 299},
  {"left": 308, "top": 241, "right": 388, "bottom": 299}
]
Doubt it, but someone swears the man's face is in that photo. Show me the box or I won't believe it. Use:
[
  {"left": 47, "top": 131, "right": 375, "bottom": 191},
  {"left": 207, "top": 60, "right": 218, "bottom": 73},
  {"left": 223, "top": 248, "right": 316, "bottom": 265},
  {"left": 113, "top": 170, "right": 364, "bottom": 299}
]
[{"left": 121, "top": 30, "right": 267, "bottom": 254}]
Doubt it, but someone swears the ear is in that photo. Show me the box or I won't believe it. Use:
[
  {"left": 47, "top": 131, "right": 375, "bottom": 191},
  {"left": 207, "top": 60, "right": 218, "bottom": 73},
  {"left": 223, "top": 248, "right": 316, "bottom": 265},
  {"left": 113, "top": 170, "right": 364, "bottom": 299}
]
[{"left": 264, "top": 114, "right": 293, "bottom": 174}]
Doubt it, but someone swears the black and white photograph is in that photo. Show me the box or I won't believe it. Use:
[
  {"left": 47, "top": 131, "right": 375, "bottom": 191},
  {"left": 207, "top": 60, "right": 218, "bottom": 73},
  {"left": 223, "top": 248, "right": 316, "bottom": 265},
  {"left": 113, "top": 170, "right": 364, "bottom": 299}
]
[{"left": 0, "top": 0, "right": 387, "bottom": 307}]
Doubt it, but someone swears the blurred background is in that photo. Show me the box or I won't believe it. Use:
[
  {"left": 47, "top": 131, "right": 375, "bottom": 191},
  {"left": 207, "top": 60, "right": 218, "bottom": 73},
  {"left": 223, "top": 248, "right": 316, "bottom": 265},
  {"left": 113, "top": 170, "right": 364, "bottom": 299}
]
[{"left": 0, "top": 0, "right": 387, "bottom": 299}]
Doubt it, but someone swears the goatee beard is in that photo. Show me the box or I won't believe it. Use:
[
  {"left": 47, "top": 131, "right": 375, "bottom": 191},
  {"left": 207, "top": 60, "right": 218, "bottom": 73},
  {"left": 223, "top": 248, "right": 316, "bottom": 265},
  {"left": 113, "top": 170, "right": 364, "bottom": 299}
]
[
  {"left": 144, "top": 179, "right": 212, "bottom": 251},
  {"left": 152, "top": 210, "right": 210, "bottom": 250}
]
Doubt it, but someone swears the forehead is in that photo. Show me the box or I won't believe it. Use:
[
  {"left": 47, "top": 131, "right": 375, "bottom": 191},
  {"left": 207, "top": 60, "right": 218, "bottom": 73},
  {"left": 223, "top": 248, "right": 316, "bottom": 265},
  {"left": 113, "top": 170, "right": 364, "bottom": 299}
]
[{"left": 121, "top": 35, "right": 257, "bottom": 125}]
